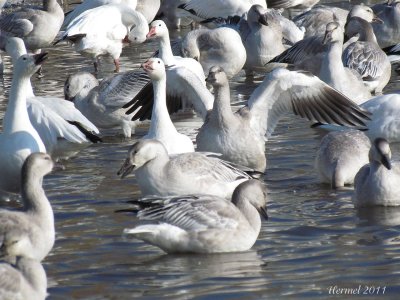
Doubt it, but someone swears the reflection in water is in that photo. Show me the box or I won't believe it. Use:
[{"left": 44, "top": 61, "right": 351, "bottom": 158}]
[{"left": 357, "top": 206, "right": 400, "bottom": 227}]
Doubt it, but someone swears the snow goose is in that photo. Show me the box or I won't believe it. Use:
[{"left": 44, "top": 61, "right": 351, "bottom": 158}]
[
  {"left": 319, "top": 22, "right": 371, "bottom": 104},
  {"left": 0, "top": 0, "right": 64, "bottom": 52},
  {"left": 136, "top": 0, "right": 161, "bottom": 23},
  {"left": 157, "top": 0, "right": 194, "bottom": 29},
  {"left": 122, "top": 179, "right": 268, "bottom": 254},
  {"left": 293, "top": 5, "right": 349, "bottom": 38},
  {"left": 62, "top": 0, "right": 138, "bottom": 30},
  {"left": 196, "top": 66, "right": 371, "bottom": 172},
  {"left": 181, "top": 26, "right": 246, "bottom": 78},
  {"left": 372, "top": 0, "right": 400, "bottom": 48},
  {"left": 315, "top": 130, "right": 371, "bottom": 189},
  {"left": 146, "top": 20, "right": 204, "bottom": 79},
  {"left": 117, "top": 139, "right": 253, "bottom": 199},
  {"left": 0, "top": 53, "right": 47, "bottom": 194},
  {"left": 5, "top": 37, "right": 101, "bottom": 155},
  {"left": 342, "top": 15, "right": 390, "bottom": 95},
  {"left": 0, "top": 257, "right": 47, "bottom": 300},
  {"left": 0, "top": 152, "right": 55, "bottom": 261},
  {"left": 56, "top": 4, "right": 148, "bottom": 72},
  {"left": 177, "top": 0, "right": 267, "bottom": 22},
  {"left": 140, "top": 58, "right": 194, "bottom": 154},
  {"left": 353, "top": 138, "right": 400, "bottom": 207}
]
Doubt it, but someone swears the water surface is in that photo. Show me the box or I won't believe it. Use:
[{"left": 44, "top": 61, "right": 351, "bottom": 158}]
[{"left": 1, "top": 1, "right": 400, "bottom": 298}]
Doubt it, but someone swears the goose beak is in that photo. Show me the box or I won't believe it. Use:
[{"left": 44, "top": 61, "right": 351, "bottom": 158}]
[
  {"left": 258, "top": 14, "right": 268, "bottom": 26},
  {"left": 33, "top": 52, "right": 48, "bottom": 65},
  {"left": 141, "top": 60, "right": 153, "bottom": 72},
  {"left": 381, "top": 154, "right": 392, "bottom": 170},
  {"left": 146, "top": 26, "right": 157, "bottom": 39},
  {"left": 258, "top": 206, "right": 269, "bottom": 220},
  {"left": 372, "top": 14, "right": 384, "bottom": 24},
  {"left": 117, "top": 159, "right": 136, "bottom": 178}
]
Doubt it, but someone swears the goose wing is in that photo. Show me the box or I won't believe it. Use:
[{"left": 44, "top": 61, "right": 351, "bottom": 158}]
[{"left": 247, "top": 68, "right": 371, "bottom": 139}]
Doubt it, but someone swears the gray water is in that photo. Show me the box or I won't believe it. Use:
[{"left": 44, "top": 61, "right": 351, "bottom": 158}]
[{"left": 1, "top": 0, "right": 400, "bottom": 298}]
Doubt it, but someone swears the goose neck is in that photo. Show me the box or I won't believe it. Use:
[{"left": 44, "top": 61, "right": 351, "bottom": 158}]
[
  {"left": 148, "top": 77, "right": 178, "bottom": 135},
  {"left": 320, "top": 41, "right": 345, "bottom": 80},
  {"left": 3, "top": 73, "right": 31, "bottom": 133},
  {"left": 210, "top": 83, "right": 236, "bottom": 125},
  {"left": 232, "top": 195, "right": 261, "bottom": 232},
  {"left": 158, "top": 35, "right": 174, "bottom": 66}
]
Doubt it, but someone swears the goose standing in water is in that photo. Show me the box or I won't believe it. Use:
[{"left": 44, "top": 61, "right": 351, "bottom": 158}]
[
  {"left": 0, "top": 256, "right": 47, "bottom": 300},
  {"left": 0, "top": 153, "right": 55, "bottom": 261},
  {"left": 118, "top": 139, "right": 253, "bottom": 199},
  {"left": 5, "top": 37, "right": 101, "bottom": 156},
  {"left": 122, "top": 180, "right": 268, "bottom": 254},
  {"left": 140, "top": 58, "right": 194, "bottom": 154},
  {"left": 56, "top": 4, "right": 148, "bottom": 72},
  {"left": 353, "top": 138, "right": 400, "bottom": 207},
  {"left": 319, "top": 21, "right": 371, "bottom": 104},
  {"left": 196, "top": 66, "right": 371, "bottom": 172},
  {"left": 0, "top": 0, "right": 64, "bottom": 52},
  {"left": 315, "top": 130, "right": 371, "bottom": 189},
  {"left": 0, "top": 53, "right": 47, "bottom": 194},
  {"left": 342, "top": 13, "right": 390, "bottom": 95}
]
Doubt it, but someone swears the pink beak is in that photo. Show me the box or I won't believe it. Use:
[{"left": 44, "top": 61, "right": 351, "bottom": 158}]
[
  {"left": 146, "top": 26, "right": 157, "bottom": 39},
  {"left": 141, "top": 60, "right": 153, "bottom": 72}
]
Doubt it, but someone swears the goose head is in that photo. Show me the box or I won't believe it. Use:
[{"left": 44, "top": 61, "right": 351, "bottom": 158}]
[
  {"left": 206, "top": 66, "right": 228, "bottom": 88},
  {"left": 0, "top": 229, "right": 32, "bottom": 260},
  {"left": 21, "top": 152, "right": 54, "bottom": 181},
  {"left": 64, "top": 72, "right": 99, "bottom": 102},
  {"left": 348, "top": 4, "right": 383, "bottom": 24},
  {"left": 247, "top": 4, "right": 268, "bottom": 26},
  {"left": 12, "top": 53, "right": 48, "bottom": 78},
  {"left": 370, "top": 138, "right": 392, "bottom": 170},
  {"left": 323, "top": 21, "right": 343, "bottom": 44},
  {"left": 5, "top": 37, "right": 27, "bottom": 64},
  {"left": 232, "top": 180, "right": 269, "bottom": 220},
  {"left": 147, "top": 20, "right": 168, "bottom": 39},
  {"left": 118, "top": 139, "right": 168, "bottom": 178},
  {"left": 141, "top": 58, "right": 166, "bottom": 80}
]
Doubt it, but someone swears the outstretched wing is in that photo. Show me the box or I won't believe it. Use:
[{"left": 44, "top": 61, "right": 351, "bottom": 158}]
[{"left": 247, "top": 68, "right": 372, "bottom": 139}]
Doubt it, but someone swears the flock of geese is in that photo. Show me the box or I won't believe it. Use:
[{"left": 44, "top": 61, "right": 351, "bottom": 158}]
[{"left": 0, "top": 0, "right": 400, "bottom": 298}]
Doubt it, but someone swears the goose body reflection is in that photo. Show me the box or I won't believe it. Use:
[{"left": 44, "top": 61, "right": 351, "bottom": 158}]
[{"left": 123, "top": 180, "right": 268, "bottom": 253}]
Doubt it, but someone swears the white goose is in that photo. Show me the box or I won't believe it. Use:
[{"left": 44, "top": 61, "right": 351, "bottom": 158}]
[
  {"left": 0, "top": 153, "right": 55, "bottom": 261},
  {"left": 181, "top": 26, "right": 246, "bottom": 78},
  {"left": 315, "top": 130, "right": 371, "bottom": 189},
  {"left": 147, "top": 20, "right": 204, "bottom": 80},
  {"left": 319, "top": 21, "right": 371, "bottom": 104},
  {"left": 136, "top": 0, "right": 161, "bottom": 23},
  {"left": 353, "top": 138, "right": 400, "bottom": 207},
  {"left": 372, "top": 0, "right": 400, "bottom": 48},
  {"left": 0, "top": 257, "right": 47, "bottom": 300},
  {"left": 62, "top": 0, "right": 138, "bottom": 30},
  {"left": 0, "top": 53, "right": 46, "bottom": 194},
  {"left": 177, "top": 0, "right": 266, "bottom": 22},
  {"left": 196, "top": 66, "right": 371, "bottom": 172},
  {"left": 5, "top": 37, "right": 101, "bottom": 155},
  {"left": 117, "top": 139, "right": 253, "bottom": 199},
  {"left": 122, "top": 179, "right": 268, "bottom": 253},
  {"left": 57, "top": 4, "right": 148, "bottom": 72},
  {"left": 141, "top": 58, "right": 194, "bottom": 154}
]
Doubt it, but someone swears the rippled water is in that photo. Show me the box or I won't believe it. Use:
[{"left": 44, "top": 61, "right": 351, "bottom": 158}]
[{"left": 1, "top": 0, "right": 400, "bottom": 299}]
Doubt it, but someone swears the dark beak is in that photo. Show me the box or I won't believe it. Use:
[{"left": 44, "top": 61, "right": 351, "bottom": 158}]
[
  {"left": 117, "top": 159, "right": 136, "bottom": 178},
  {"left": 33, "top": 52, "right": 48, "bottom": 65},
  {"left": 381, "top": 154, "right": 392, "bottom": 170},
  {"left": 372, "top": 14, "right": 384, "bottom": 24},
  {"left": 258, "top": 206, "right": 269, "bottom": 220},
  {"left": 258, "top": 14, "right": 268, "bottom": 26}
]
